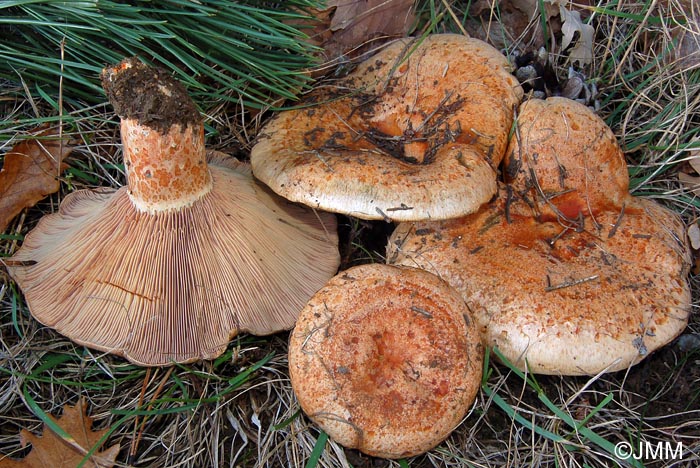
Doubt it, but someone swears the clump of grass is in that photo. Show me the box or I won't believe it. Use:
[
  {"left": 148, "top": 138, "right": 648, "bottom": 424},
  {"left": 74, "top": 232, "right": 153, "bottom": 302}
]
[
  {"left": 0, "top": 0, "right": 323, "bottom": 112},
  {"left": 591, "top": 4, "right": 699, "bottom": 199}
]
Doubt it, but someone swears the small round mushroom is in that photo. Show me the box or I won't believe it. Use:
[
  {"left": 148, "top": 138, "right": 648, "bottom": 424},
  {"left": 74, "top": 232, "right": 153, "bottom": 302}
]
[
  {"left": 7, "top": 58, "right": 340, "bottom": 366},
  {"left": 288, "top": 264, "right": 483, "bottom": 458},
  {"left": 388, "top": 99, "right": 692, "bottom": 375},
  {"left": 251, "top": 34, "right": 523, "bottom": 221}
]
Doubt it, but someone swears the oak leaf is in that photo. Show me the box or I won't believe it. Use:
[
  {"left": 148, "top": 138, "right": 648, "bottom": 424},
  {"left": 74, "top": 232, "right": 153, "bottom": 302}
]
[
  {"left": 0, "top": 126, "right": 72, "bottom": 232},
  {"left": 558, "top": 4, "right": 595, "bottom": 66},
  {"left": 0, "top": 399, "right": 120, "bottom": 468}
]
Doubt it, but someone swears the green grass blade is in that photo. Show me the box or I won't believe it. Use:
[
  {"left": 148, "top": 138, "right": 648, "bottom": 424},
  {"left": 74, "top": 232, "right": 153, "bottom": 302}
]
[
  {"left": 22, "top": 386, "right": 75, "bottom": 442},
  {"left": 227, "top": 351, "right": 274, "bottom": 387},
  {"left": 487, "top": 348, "right": 645, "bottom": 468},
  {"left": 305, "top": 430, "right": 329, "bottom": 468},
  {"left": 481, "top": 383, "right": 567, "bottom": 443},
  {"left": 10, "top": 284, "right": 24, "bottom": 339}
]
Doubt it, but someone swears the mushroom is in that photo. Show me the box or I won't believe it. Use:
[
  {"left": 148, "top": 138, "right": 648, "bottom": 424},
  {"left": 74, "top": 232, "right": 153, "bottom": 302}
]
[
  {"left": 387, "top": 98, "right": 691, "bottom": 375},
  {"left": 503, "top": 96, "right": 630, "bottom": 220},
  {"left": 250, "top": 33, "right": 523, "bottom": 221},
  {"left": 288, "top": 263, "right": 483, "bottom": 459},
  {"left": 6, "top": 58, "right": 340, "bottom": 366}
]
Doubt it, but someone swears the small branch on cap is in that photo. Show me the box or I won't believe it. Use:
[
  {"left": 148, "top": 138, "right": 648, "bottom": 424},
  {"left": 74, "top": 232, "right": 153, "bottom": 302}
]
[
  {"left": 544, "top": 274, "right": 599, "bottom": 292},
  {"left": 608, "top": 203, "right": 626, "bottom": 239},
  {"left": 375, "top": 207, "right": 392, "bottom": 222},
  {"left": 385, "top": 203, "right": 414, "bottom": 212},
  {"left": 410, "top": 305, "right": 433, "bottom": 319}
]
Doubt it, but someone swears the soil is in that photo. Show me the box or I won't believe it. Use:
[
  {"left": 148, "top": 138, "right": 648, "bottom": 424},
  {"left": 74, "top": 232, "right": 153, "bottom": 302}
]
[{"left": 100, "top": 57, "right": 200, "bottom": 132}]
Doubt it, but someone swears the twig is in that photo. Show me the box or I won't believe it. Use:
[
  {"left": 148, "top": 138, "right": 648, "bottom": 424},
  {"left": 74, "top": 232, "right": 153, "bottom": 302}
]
[
  {"left": 608, "top": 203, "right": 626, "bottom": 238},
  {"left": 545, "top": 275, "right": 599, "bottom": 292},
  {"left": 375, "top": 207, "right": 392, "bottom": 222},
  {"left": 385, "top": 203, "right": 413, "bottom": 212},
  {"left": 129, "top": 367, "right": 174, "bottom": 464},
  {"left": 410, "top": 305, "right": 433, "bottom": 318},
  {"left": 548, "top": 226, "right": 572, "bottom": 247},
  {"left": 128, "top": 367, "right": 152, "bottom": 463}
]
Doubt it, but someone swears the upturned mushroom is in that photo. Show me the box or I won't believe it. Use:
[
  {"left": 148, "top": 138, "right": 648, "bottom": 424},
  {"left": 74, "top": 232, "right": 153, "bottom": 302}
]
[
  {"left": 388, "top": 98, "right": 691, "bottom": 375},
  {"left": 7, "top": 58, "right": 340, "bottom": 366},
  {"left": 251, "top": 33, "right": 523, "bottom": 221},
  {"left": 288, "top": 264, "right": 483, "bottom": 458}
]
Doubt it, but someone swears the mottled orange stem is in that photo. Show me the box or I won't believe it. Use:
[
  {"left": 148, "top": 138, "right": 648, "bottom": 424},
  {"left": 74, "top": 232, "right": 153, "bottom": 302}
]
[
  {"left": 102, "top": 57, "right": 212, "bottom": 213},
  {"left": 121, "top": 118, "right": 212, "bottom": 213}
]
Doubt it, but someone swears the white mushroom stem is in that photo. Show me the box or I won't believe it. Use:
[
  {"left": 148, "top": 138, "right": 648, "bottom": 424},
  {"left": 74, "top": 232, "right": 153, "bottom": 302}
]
[{"left": 121, "top": 118, "right": 212, "bottom": 213}]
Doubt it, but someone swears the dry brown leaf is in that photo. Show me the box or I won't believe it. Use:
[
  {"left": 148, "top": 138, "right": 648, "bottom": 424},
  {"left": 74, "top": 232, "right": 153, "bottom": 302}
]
[
  {"left": 558, "top": 4, "right": 595, "bottom": 66},
  {"left": 679, "top": 139, "right": 700, "bottom": 196},
  {"left": 322, "top": 0, "right": 415, "bottom": 58},
  {"left": 0, "top": 399, "right": 119, "bottom": 468},
  {"left": 687, "top": 222, "right": 700, "bottom": 250},
  {"left": 669, "top": 0, "right": 700, "bottom": 68},
  {"left": 688, "top": 138, "right": 700, "bottom": 173},
  {"left": 284, "top": 4, "right": 334, "bottom": 51},
  {"left": 678, "top": 171, "right": 700, "bottom": 196},
  {"left": 0, "top": 126, "right": 72, "bottom": 233},
  {"left": 465, "top": 0, "right": 558, "bottom": 48},
  {"left": 462, "top": 0, "right": 594, "bottom": 52}
]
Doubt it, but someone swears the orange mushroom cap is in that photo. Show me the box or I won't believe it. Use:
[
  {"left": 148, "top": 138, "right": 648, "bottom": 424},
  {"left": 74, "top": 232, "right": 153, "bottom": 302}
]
[
  {"left": 504, "top": 97, "right": 630, "bottom": 222},
  {"left": 388, "top": 99, "right": 691, "bottom": 375},
  {"left": 388, "top": 189, "right": 691, "bottom": 375},
  {"left": 251, "top": 34, "right": 523, "bottom": 221},
  {"left": 289, "top": 264, "right": 483, "bottom": 458}
]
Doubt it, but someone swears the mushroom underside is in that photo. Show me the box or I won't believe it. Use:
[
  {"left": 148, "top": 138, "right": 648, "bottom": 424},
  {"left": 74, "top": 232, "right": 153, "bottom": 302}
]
[{"left": 9, "top": 160, "right": 339, "bottom": 366}]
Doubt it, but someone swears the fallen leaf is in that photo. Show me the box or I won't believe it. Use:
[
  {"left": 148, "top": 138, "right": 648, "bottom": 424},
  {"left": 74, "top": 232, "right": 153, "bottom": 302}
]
[
  {"left": 668, "top": 0, "right": 700, "bottom": 69},
  {"left": 0, "top": 126, "right": 72, "bottom": 233},
  {"left": 688, "top": 222, "right": 700, "bottom": 250},
  {"left": 465, "top": 0, "right": 559, "bottom": 49},
  {"left": 290, "top": 5, "right": 334, "bottom": 48},
  {"left": 0, "top": 399, "right": 119, "bottom": 468},
  {"left": 679, "top": 137, "right": 700, "bottom": 196},
  {"left": 322, "top": 0, "right": 415, "bottom": 59},
  {"left": 678, "top": 171, "right": 700, "bottom": 196},
  {"left": 559, "top": 4, "right": 595, "bottom": 66},
  {"left": 688, "top": 138, "right": 700, "bottom": 174}
]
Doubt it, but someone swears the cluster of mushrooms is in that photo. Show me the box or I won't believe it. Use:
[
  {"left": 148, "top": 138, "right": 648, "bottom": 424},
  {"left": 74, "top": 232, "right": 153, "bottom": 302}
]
[{"left": 7, "top": 34, "right": 691, "bottom": 459}]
